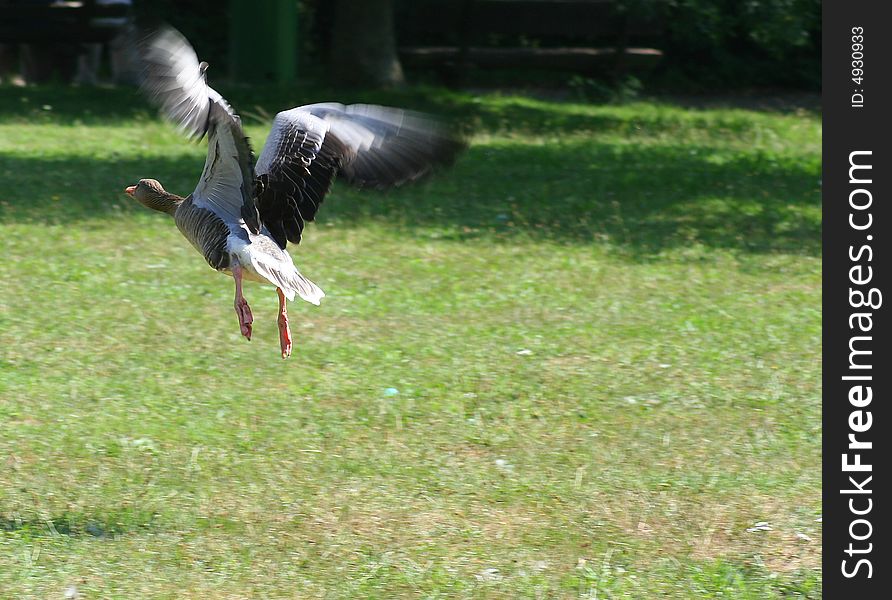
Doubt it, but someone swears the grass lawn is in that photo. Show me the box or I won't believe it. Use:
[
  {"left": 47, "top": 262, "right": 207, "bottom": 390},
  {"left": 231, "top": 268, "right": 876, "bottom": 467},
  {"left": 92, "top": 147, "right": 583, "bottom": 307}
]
[{"left": 0, "top": 85, "right": 821, "bottom": 598}]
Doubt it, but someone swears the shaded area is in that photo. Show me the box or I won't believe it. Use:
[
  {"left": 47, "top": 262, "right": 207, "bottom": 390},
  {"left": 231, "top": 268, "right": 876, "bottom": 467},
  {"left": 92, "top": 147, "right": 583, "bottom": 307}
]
[
  {"left": 329, "top": 141, "right": 820, "bottom": 256},
  {"left": 1, "top": 85, "right": 820, "bottom": 257},
  {"left": 1, "top": 511, "right": 153, "bottom": 539},
  {"left": 658, "top": 92, "right": 820, "bottom": 115},
  {"left": 0, "top": 84, "right": 819, "bottom": 135},
  {"left": 0, "top": 85, "right": 474, "bottom": 126},
  {"left": 0, "top": 139, "right": 820, "bottom": 256}
]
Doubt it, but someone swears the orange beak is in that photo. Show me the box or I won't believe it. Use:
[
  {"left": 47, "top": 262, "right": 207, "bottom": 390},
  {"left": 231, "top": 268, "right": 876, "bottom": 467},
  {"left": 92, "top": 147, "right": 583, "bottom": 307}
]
[{"left": 124, "top": 185, "right": 136, "bottom": 196}]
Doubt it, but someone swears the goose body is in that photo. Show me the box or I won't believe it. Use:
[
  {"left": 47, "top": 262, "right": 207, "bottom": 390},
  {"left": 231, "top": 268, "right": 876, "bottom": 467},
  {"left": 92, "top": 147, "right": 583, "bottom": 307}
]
[{"left": 127, "top": 25, "right": 463, "bottom": 357}]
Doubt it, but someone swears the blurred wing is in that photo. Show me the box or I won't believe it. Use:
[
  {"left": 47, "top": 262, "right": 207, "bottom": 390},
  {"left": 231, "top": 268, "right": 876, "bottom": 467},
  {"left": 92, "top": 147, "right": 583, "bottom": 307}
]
[
  {"left": 137, "top": 26, "right": 210, "bottom": 140},
  {"left": 304, "top": 103, "right": 465, "bottom": 188},
  {"left": 253, "top": 103, "right": 464, "bottom": 248},
  {"left": 138, "top": 25, "right": 259, "bottom": 230}
]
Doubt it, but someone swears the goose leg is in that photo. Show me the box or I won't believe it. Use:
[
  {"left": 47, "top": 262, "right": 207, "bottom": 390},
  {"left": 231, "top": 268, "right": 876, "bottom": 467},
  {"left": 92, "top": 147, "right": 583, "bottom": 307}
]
[
  {"left": 277, "top": 288, "right": 292, "bottom": 359},
  {"left": 232, "top": 264, "right": 253, "bottom": 341}
]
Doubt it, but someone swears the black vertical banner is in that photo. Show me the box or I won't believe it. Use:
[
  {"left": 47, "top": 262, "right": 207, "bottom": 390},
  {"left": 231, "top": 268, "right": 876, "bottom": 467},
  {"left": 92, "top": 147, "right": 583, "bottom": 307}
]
[{"left": 823, "top": 2, "right": 891, "bottom": 596}]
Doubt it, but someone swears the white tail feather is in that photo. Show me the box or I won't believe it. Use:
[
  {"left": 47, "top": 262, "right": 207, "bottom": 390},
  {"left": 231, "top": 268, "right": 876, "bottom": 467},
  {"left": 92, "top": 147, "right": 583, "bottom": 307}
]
[
  {"left": 286, "top": 271, "right": 325, "bottom": 305},
  {"left": 249, "top": 256, "right": 324, "bottom": 305},
  {"left": 229, "top": 233, "right": 325, "bottom": 305}
]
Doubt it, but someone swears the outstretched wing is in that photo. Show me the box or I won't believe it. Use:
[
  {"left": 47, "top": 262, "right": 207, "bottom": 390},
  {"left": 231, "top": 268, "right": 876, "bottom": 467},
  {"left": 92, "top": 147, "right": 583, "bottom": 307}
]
[
  {"left": 254, "top": 103, "right": 464, "bottom": 248},
  {"left": 137, "top": 26, "right": 260, "bottom": 231},
  {"left": 253, "top": 108, "right": 346, "bottom": 249},
  {"left": 191, "top": 99, "right": 258, "bottom": 230},
  {"left": 305, "top": 103, "right": 465, "bottom": 189}
]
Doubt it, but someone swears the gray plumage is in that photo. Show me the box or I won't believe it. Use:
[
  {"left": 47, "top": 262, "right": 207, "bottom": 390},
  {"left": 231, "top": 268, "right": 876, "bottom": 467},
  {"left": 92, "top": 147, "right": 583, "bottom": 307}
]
[
  {"left": 174, "top": 198, "right": 231, "bottom": 271},
  {"left": 127, "top": 179, "right": 230, "bottom": 272}
]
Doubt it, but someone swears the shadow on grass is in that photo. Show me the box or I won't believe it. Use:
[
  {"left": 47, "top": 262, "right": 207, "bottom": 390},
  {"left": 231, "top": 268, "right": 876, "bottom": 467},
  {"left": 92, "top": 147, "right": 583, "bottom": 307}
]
[
  {"left": 2, "top": 84, "right": 813, "bottom": 139},
  {"left": 1, "top": 511, "right": 153, "bottom": 539},
  {"left": 0, "top": 138, "right": 820, "bottom": 257}
]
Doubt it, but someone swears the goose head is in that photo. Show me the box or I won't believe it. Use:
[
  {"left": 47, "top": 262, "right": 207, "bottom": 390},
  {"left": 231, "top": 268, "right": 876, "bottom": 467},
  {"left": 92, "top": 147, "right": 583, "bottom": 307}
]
[{"left": 125, "top": 179, "right": 180, "bottom": 215}]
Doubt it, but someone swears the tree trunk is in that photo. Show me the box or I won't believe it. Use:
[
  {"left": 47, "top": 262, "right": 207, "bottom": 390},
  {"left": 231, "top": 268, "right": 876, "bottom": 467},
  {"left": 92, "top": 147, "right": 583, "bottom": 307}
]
[{"left": 330, "top": 0, "right": 404, "bottom": 87}]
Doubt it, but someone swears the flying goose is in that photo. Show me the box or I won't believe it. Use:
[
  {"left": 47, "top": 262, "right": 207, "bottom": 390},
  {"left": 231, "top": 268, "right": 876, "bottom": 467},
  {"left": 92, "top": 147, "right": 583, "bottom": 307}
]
[{"left": 126, "top": 26, "right": 463, "bottom": 358}]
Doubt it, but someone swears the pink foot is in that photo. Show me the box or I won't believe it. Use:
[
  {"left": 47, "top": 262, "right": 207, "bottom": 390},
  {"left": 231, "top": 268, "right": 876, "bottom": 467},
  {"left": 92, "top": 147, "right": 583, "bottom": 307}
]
[
  {"left": 233, "top": 264, "right": 253, "bottom": 341},
  {"left": 277, "top": 288, "right": 292, "bottom": 359},
  {"left": 236, "top": 296, "right": 253, "bottom": 340},
  {"left": 278, "top": 314, "right": 292, "bottom": 358}
]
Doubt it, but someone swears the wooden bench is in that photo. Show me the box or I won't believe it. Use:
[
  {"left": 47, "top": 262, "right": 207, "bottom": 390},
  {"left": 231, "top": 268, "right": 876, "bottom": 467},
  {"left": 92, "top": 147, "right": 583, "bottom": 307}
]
[
  {"left": 396, "top": 0, "right": 663, "bottom": 80},
  {"left": 0, "top": 0, "right": 130, "bottom": 44}
]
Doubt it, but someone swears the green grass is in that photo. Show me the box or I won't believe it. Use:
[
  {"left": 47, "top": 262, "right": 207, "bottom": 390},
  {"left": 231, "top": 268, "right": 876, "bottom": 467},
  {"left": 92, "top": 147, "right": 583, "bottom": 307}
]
[{"left": 0, "top": 85, "right": 821, "bottom": 598}]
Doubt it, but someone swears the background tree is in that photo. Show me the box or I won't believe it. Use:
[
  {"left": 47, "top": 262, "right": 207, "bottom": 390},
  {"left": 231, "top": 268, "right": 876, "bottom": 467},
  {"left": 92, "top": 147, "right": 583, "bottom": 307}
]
[{"left": 330, "top": 0, "right": 405, "bottom": 87}]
